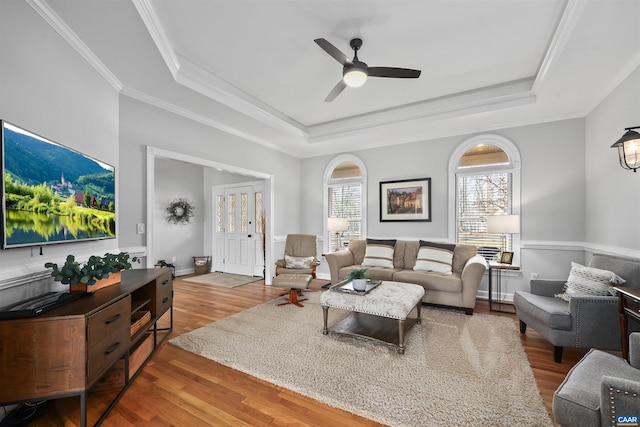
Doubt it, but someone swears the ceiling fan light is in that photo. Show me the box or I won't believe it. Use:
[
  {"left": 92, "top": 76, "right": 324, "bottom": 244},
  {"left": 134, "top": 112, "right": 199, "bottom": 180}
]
[{"left": 343, "top": 68, "right": 367, "bottom": 87}]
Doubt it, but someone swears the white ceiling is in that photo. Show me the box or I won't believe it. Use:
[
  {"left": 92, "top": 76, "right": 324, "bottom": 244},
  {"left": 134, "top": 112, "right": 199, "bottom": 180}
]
[{"left": 36, "top": 0, "right": 640, "bottom": 157}]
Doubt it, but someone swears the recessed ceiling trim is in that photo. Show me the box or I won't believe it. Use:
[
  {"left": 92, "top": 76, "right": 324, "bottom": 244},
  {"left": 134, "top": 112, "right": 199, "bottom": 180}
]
[
  {"left": 27, "top": 0, "right": 123, "bottom": 91},
  {"left": 307, "top": 79, "right": 536, "bottom": 142},
  {"left": 533, "top": 0, "right": 586, "bottom": 93},
  {"left": 121, "top": 87, "right": 289, "bottom": 154},
  {"left": 176, "top": 56, "right": 308, "bottom": 138},
  {"left": 131, "top": 0, "right": 180, "bottom": 78}
]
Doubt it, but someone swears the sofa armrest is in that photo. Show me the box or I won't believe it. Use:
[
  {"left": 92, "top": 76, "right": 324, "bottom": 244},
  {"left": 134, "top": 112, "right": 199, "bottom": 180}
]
[
  {"left": 275, "top": 258, "right": 286, "bottom": 268},
  {"left": 530, "top": 279, "right": 566, "bottom": 297},
  {"left": 600, "top": 375, "right": 640, "bottom": 426},
  {"left": 460, "top": 255, "right": 487, "bottom": 310},
  {"left": 570, "top": 295, "right": 620, "bottom": 349},
  {"left": 324, "top": 249, "right": 355, "bottom": 285},
  {"left": 630, "top": 332, "right": 640, "bottom": 369}
]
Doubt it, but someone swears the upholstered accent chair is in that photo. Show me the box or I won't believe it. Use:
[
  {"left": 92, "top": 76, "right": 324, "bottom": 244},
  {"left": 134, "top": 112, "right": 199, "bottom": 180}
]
[
  {"left": 274, "top": 234, "right": 319, "bottom": 278},
  {"left": 514, "top": 253, "right": 640, "bottom": 363},
  {"left": 553, "top": 332, "right": 640, "bottom": 426}
]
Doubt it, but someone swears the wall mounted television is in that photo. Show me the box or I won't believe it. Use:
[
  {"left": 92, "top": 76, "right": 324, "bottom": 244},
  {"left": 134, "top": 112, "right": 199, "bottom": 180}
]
[{"left": 1, "top": 120, "right": 116, "bottom": 249}]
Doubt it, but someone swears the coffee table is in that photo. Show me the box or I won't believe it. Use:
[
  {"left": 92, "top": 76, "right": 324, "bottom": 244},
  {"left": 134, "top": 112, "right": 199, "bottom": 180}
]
[{"left": 320, "top": 281, "right": 425, "bottom": 354}]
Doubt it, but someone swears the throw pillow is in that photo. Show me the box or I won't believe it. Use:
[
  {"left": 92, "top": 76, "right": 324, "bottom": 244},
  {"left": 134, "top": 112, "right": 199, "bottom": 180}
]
[
  {"left": 413, "top": 241, "right": 456, "bottom": 275},
  {"left": 284, "top": 255, "right": 314, "bottom": 269},
  {"left": 556, "top": 262, "right": 626, "bottom": 301},
  {"left": 361, "top": 239, "right": 397, "bottom": 269}
]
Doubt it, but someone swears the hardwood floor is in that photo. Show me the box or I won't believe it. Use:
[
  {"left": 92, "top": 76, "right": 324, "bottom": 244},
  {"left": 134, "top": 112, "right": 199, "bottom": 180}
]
[{"left": 32, "top": 276, "right": 588, "bottom": 426}]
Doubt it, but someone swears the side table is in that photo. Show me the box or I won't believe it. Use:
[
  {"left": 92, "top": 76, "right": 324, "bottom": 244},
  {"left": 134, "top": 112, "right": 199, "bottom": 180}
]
[
  {"left": 488, "top": 261, "right": 520, "bottom": 313},
  {"left": 615, "top": 286, "right": 640, "bottom": 361}
]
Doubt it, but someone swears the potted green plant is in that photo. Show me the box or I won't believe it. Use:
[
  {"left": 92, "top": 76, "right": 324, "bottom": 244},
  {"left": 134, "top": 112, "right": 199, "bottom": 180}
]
[
  {"left": 346, "top": 267, "right": 368, "bottom": 291},
  {"left": 45, "top": 252, "right": 137, "bottom": 292}
]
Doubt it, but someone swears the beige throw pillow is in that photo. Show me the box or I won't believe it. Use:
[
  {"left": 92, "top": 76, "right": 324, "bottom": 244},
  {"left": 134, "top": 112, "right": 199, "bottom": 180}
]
[
  {"left": 284, "top": 255, "right": 314, "bottom": 269},
  {"left": 413, "top": 241, "right": 455, "bottom": 275},
  {"left": 556, "top": 262, "right": 625, "bottom": 302},
  {"left": 361, "top": 239, "right": 396, "bottom": 269}
]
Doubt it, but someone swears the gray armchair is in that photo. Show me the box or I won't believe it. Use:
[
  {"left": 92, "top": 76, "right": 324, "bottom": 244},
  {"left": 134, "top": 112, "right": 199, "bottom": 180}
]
[
  {"left": 553, "top": 332, "right": 640, "bottom": 426},
  {"left": 514, "top": 253, "right": 640, "bottom": 363},
  {"left": 274, "top": 234, "right": 319, "bottom": 278}
]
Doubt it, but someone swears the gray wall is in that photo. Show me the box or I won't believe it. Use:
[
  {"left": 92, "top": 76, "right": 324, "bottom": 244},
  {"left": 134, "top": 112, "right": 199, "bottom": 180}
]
[
  {"left": 0, "top": 1, "right": 120, "bottom": 304},
  {"left": 153, "top": 158, "right": 205, "bottom": 274},
  {"left": 302, "top": 118, "right": 588, "bottom": 296},
  {"left": 585, "top": 65, "right": 640, "bottom": 254}
]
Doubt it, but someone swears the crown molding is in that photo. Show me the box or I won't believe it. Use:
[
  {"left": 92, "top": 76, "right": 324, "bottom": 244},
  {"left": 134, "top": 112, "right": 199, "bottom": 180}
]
[
  {"left": 175, "top": 56, "right": 308, "bottom": 138},
  {"left": 532, "top": 0, "right": 586, "bottom": 93},
  {"left": 131, "top": 0, "right": 180, "bottom": 77},
  {"left": 307, "top": 79, "right": 536, "bottom": 143},
  {"left": 26, "top": 0, "right": 123, "bottom": 92},
  {"left": 121, "top": 87, "right": 287, "bottom": 153}
]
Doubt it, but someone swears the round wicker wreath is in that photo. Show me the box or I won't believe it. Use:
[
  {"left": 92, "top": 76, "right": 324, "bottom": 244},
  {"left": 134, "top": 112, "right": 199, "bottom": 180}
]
[{"left": 166, "top": 198, "right": 195, "bottom": 225}]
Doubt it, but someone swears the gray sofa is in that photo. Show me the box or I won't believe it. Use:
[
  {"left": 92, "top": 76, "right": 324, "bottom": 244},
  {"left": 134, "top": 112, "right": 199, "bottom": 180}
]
[
  {"left": 514, "top": 253, "right": 640, "bottom": 363},
  {"left": 324, "top": 239, "right": 486, "bottom": 314},
  {"left": 553, "top": 332, "right": 640, "bottom": 426}
]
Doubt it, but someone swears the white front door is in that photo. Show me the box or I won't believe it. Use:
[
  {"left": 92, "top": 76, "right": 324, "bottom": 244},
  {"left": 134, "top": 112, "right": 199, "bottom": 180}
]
[{"left": 223, "top": 185, "right": 253, "bottom": 275}]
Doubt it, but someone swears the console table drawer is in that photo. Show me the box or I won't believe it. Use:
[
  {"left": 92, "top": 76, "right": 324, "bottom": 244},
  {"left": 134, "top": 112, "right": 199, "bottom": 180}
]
[
  {"left": 156, "top": 272, "right": 173, "bottom": 317},
  {"left": 87, "top": 296, "right": 130, "bottom": 384},
  {"left": 622, "top": 293, "right": 640, "bottom": 321}
]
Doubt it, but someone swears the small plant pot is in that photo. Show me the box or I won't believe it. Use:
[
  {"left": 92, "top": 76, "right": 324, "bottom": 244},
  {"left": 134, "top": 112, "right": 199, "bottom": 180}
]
[{"left": 352, "top": 278, "right": 367, "bottom": 291}]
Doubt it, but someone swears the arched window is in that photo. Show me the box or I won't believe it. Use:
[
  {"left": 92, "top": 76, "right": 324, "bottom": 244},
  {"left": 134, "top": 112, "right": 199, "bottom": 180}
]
[
  {"left": 448, "top": 135, "right": 521, "bottom": 260},
  {"left": 323, "top": 155, "right": 367, "bottom": 252}
]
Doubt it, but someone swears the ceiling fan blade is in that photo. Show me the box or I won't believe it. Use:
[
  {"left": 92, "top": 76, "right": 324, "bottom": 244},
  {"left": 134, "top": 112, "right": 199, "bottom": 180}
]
[
  {"left": 324, "top": 80, "right": 347, "bottom": 102},
  {"left": 368, "top": 67, "right": 421, "bottom": 78},
  {"left": 314, "top": 38, "right": 352, "bottom": 66}
]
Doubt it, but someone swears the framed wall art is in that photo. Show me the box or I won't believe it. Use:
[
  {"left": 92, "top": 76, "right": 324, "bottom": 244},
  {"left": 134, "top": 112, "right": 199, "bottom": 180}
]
[{"left": 380, "top": 178, "right": 431, "bottom": 222}]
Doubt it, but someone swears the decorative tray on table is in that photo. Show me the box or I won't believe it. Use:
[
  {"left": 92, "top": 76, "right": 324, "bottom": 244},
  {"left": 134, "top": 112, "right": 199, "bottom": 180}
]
[{"left": 329, "top": 279, "right": 382, "bottom": 295}]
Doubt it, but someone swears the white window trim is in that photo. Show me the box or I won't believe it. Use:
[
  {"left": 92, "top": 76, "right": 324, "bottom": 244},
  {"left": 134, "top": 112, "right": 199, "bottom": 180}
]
[
  {"left": 448, "top": 134, "right": 522, "bottom": 262},
  {"left": 323, "top": 154, "right": 367, "bottom": 254}
]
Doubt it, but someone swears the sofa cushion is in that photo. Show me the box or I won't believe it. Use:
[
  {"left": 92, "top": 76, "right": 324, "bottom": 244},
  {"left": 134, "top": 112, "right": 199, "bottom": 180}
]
[
  {"left": 338, "top": 265, "right": 396, "bottom": 282},
  {"left": 284, "top": 255, "right": 314, "bottom": 269},
  {"left": 393, "top": 270, "right": 463, "bottom": 293},
  {"left": 414, "top": 241, "right": 455, "bottom": 274},
  {"left": 452, "top": 244, "right": 477, "bottom": 274},
  {"left": 362, "top": 239, "right": 397, "bottom": 269},
  {"left": 514, "top": 292, "right": 572, "bottom": 330},
  {"left": 556, "top": 262, "right": 625, "bottom": 302}
]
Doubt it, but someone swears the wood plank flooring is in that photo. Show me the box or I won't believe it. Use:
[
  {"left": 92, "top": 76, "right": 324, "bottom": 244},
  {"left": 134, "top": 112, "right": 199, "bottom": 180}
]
[{"left": 31, "top": 276, "right": 589, "bottom": 426}]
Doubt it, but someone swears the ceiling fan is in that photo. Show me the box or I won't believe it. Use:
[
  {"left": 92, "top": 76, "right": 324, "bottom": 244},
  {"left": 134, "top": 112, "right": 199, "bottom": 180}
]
[{"left": 314, "top": 37, "right": 421, "bottom": 102}]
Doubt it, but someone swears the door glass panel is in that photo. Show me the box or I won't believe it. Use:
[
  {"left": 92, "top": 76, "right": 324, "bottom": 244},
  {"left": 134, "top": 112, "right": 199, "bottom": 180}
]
[
  {"left": 228, "top": 194, "right": 236, "bottom": 233},
  {"left": 216, "top": 194, "right": 224, "bottom": 232},
  {"left": 255, "top": 192, "right": 263, "bottom": 234},
  {"left": 241, "top": 193, "right": 248, "bottom": 233}
]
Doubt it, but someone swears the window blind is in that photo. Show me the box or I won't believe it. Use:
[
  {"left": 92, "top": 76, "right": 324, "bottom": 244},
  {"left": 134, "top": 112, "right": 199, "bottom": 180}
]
[{"left": 457, "top": 172, "right": 513, "bottom": 252}]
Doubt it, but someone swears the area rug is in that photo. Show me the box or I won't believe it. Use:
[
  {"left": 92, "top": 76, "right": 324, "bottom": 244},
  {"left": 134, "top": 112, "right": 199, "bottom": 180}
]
[
  {"left": 181, "top": 272, "right": 261, "bottom": 288},
  {"left": 169, "top": 293, "right": 552, "bottom": 426}
]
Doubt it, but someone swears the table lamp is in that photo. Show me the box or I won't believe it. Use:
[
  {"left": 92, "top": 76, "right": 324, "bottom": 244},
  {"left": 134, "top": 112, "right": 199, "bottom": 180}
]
[
  {"left": 487, "top": 214, "right": 520, "bottom": 263},
  {"left": 328, "top": 217, "right": 349, "bottom": 251}
]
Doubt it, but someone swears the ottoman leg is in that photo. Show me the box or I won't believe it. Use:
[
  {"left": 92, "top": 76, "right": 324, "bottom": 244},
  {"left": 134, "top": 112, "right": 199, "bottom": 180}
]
[
  {"left": 322, "top": 306, "right": 329, "bottom": 335},
  {"left": 416, "top": 303, "right": 422, "bottom": 325},
  {"left": 277, "top": 288, "right": 308, "bottom": 307},
  {"left": 398, "top": 319, "right": 405, "bottom": 354}
]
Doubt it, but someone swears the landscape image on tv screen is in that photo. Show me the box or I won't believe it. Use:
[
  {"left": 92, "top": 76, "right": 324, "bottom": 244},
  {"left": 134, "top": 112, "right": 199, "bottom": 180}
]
[{"left": 1, "top": 121, "right": 116, "bottom": 248}]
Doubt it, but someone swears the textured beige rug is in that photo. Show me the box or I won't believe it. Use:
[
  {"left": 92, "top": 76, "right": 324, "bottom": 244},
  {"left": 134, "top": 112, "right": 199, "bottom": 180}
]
[
  {"left": 181, "top": 272, "right": 261, "bottom": 288},
  {"left": 170, "top": 293, "right": 552, "bottom": 426}
]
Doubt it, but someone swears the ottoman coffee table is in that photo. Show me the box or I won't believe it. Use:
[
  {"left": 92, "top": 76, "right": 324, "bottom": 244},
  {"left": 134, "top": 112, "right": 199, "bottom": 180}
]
[{"left": 320, "top": 281, "right": 425, "bottom": 354}]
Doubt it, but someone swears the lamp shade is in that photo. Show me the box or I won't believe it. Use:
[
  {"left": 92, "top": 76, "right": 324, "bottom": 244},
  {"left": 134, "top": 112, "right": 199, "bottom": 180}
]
[
  {"left": 611, "top": 129, "right": 640, "bottom": 172},
  {"left": 487, "top": 215, "right": 520, "bottom": 234},
  {"left": 328, "top": 217, "right": 349, "bottom": 232}
]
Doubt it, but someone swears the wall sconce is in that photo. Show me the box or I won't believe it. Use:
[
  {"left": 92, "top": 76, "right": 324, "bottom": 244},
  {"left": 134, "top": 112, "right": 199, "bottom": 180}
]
[
  {"left": 611, "top": 126, "right": 640, "bottom": 172},
  {"left": 327, "top": 217, "right": 349, "bottom": 251}
]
